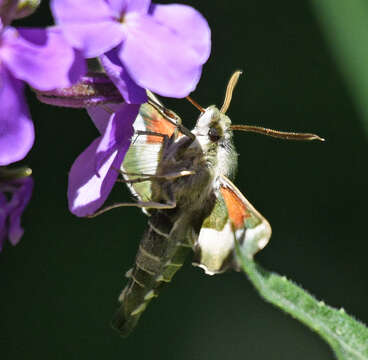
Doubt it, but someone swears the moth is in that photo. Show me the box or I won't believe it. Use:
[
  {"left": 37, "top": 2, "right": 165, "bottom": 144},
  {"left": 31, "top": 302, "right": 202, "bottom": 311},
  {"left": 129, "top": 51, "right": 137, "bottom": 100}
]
[{"left": 98, "top": 71, "right": 323, "bottom": 336}]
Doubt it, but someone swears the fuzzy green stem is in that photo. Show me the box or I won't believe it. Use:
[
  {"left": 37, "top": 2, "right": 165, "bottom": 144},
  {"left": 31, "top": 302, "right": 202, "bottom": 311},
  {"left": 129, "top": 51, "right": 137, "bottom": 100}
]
[{"left": 235, "top": 244, "right": 368, "bottom": 360}]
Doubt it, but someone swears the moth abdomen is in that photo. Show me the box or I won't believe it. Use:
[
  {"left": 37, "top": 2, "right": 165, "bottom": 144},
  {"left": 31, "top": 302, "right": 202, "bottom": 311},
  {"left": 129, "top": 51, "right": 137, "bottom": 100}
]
[
  {"left": 112, "top": 214, "right": 191, "bottom": 337},
  {"left": 111, "top": 265, "right": 158, "bottom": 337}
]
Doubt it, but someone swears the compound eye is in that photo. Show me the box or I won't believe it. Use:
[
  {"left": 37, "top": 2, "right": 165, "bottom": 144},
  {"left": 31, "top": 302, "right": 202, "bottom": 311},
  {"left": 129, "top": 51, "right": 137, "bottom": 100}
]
[{"left": 208, "top": 127, "right": 221, "bottom": 142}]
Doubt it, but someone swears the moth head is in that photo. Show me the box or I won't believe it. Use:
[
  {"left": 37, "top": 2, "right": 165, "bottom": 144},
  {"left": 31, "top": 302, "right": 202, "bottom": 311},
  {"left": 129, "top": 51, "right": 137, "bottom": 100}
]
[
  {"left": 189, "top": 71, "right": 242, "bottom": 145},
  {"left": 192, "top": 106, "right": 230, "bottom": 141}
]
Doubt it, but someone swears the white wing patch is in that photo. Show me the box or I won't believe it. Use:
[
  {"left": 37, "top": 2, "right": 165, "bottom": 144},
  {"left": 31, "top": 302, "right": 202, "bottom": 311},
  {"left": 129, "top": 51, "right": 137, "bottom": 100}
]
[{"left": 194, "top": 221, "right": 235, "bottom": 275}]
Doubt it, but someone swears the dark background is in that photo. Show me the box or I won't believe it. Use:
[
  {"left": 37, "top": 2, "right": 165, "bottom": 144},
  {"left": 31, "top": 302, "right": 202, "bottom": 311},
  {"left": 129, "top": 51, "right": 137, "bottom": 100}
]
[{"left": 1, "top": 1, "right": 367, "bottom": 359}]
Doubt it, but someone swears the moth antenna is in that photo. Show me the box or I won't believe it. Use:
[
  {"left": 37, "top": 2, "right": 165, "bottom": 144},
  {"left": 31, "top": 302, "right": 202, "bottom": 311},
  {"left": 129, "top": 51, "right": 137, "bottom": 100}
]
[
  {"left": 220, "top": 70, "right": 243, "bottom": 114},
  {"left": 186, "top": 96, "right": 205, "bottom": 113},
  {"left": 230, "top": 125, "right": 325, "bottom": 141}
]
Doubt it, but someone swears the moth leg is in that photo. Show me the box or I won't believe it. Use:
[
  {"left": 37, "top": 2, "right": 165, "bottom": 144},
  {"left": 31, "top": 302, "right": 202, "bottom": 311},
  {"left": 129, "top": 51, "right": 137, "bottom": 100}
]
[
  {"left": 116, "top": 177, "right": 152, "bottom": 184},
  {"left": 176, "top": 123, "right": 195, "bottom": 141},
  {"left": 118, "top": 170, "right": 195, "bottom": 184},
  {"left": 135, "top": 130, "right": 168, "bottom": 139},
  {"left": 86, "top": 200, "right": 176, "bottom": 218},
  {"left": 133, "top": 130, "right": 171, "bottom": 150}
]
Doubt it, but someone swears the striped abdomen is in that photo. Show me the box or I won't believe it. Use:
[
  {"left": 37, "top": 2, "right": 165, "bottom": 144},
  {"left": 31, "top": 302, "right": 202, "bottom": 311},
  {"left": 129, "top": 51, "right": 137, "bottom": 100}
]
[{"left": 112, "top": 212, "right": 193, "bottom": 337}]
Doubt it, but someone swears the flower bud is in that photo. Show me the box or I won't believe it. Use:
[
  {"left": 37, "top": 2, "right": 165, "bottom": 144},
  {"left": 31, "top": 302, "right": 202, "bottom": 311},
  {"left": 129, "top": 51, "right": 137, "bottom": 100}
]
[
  {"left": 35, "top": 72, "right": 123, "bottom": 108},
  {"left": 14, "top": 0, "right": 41, "bottom": 19},
  {"left": 0, "top": 166, "right": 32, "bottom": 180}
]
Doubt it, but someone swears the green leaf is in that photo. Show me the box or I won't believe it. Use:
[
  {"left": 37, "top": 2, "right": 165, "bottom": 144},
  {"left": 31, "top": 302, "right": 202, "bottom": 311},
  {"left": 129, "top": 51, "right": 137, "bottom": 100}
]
[{"left": 235, "top": 245, "right": 368, "bottom": 359}]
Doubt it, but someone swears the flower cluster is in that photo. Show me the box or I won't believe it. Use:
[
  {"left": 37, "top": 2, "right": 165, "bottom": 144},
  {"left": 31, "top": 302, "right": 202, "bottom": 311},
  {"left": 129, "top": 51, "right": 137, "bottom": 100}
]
[
  {"left": 0, "top": 1, "right": 86, "bottom": 166},
  {"left": 0, "top": 0, "right": 211, "bottom": 249}
]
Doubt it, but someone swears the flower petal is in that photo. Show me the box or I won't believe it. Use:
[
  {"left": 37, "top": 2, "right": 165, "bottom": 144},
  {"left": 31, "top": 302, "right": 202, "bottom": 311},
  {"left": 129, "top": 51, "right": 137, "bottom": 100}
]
[
  {"left": 2, "top": 27, "right": 86, "bottom": 90},
  {"left": 0, "top": 68, "right": 34, "bottom": 165},
  {"left": 125, "top": 0, "right": 151, "bottom": 14},
  {"left": 68, "top": 104, "right": 136, "bottom": 216},
  {"left": 68, "top": 49, "right": 88, "bottom": 85},
  {"left": 51, "top": 0, "right": 125, "bottom": 58},
  {"left": 149, "top": 4, "right": 211, "bottom": 64},
  {"left": 105, "top": 0, "right": 151, "bottom": 15},
  {"left": 120, "top": 13, "right": 208, "bottom": 97},
  {"left": 100, "top": 48, "right": 147, "bottom": 104},
  {"left": 7, "top": 176, "right": 33, "bottom": 246},
  {"left": 87, "top": 103, "right": 123, "bottom": 134},
  {"left": 95, "top": 103, "right": 138, "bottom": 170},
  {"left": 68, "top": 137, "right": 120, "bottom": 217}
]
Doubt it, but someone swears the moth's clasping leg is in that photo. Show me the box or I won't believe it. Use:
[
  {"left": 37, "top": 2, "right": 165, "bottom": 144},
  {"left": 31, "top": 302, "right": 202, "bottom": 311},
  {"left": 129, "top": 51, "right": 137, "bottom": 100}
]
[
  {"left": 118, "top": 170, "right": 195, "bottom": 184},
  {"left": 86, "top": 200, "right": 176, "bottom": 218}
]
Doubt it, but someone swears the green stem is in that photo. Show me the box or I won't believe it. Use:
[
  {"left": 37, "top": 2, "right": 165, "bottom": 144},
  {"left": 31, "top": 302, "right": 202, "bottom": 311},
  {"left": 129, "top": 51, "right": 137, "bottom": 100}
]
[{"left": 236, "top": 245, "right": 368, "bottom": 360}]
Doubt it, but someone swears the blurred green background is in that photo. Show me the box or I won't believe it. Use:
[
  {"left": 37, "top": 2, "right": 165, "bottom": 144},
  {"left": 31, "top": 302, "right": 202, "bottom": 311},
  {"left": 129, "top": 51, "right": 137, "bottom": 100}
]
[{"left": 1, "top": 1, "right": 368, "bottom": 359}]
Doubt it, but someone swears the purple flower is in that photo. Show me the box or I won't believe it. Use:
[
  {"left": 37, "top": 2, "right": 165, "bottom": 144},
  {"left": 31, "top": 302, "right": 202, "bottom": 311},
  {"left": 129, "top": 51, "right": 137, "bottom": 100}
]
[
  {"left": 68, "top": 103, "right": 138, "bottom": 216},
  {"left": 51, "top": 0, "right": 211, "bottom": 103},
  {"left": 0, "top": 24, "right": 86, "bottom": 165},
  {"left": 0, "top": 174, "right": 33, "bottom": 251}
]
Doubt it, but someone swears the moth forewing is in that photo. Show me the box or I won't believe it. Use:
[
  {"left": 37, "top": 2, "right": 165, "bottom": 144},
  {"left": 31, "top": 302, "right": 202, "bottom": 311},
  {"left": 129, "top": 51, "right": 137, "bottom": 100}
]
[
  {"left": 220, "top": 175, "right": 271, "bottom": 261},
  {"left": 121, "top": 101, "right": 178, "bottom": 203},
  {"left": 193, "top": 175, "right": 272, "bottom": 275}
]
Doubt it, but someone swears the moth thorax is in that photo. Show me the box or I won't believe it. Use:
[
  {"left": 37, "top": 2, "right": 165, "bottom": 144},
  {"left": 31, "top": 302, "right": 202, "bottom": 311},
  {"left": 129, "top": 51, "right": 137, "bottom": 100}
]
[{"left": 192, "top": 106, "right": 237, "bottom": 180}]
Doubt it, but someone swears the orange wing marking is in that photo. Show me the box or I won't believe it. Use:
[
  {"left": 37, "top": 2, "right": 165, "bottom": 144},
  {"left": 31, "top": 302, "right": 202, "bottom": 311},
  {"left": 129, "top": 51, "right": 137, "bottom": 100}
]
[
  {"left": 220, "top": 186, "right": 250, "bottom": 229},
  {"left": 146, "top": 113, "right": 176, "bottom": 144}
]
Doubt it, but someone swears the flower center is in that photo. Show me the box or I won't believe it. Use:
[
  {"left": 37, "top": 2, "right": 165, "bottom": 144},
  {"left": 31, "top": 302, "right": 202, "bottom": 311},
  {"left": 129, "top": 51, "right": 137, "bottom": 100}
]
[{"left": 117, "top": 11, "right": 126, "bottom": 24}]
